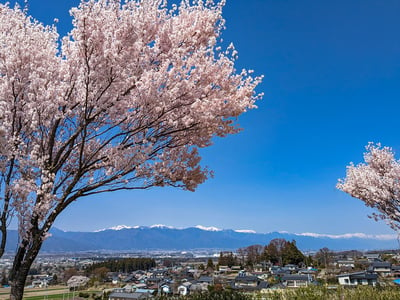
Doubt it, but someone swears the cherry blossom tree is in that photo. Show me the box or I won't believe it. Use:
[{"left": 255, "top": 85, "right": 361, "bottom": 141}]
[
  {"left": 0, "top": 1, "right": 262, "bottom": 298},
  {"left": 337, "top": 143, "right": 400, "bottom": 233}
]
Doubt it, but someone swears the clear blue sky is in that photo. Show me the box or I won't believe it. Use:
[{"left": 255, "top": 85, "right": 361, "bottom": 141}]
[{"left": 5, "top": 0, "right": 400, "bottom": 235}]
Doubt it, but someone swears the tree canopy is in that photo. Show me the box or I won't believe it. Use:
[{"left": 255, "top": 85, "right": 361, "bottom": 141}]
[
  {"left": 337, "top": 143, "right": 400, "bottom": 232},
  {"left": 0, "top": 1, "right": 262, "bottom": 298}
]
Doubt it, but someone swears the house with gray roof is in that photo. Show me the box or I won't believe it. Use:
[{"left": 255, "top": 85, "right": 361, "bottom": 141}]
[
  {"left": 368, "top": 261, "right": 392, "bottom": 276},
  {"left": 337, "top": 271, "right": 378, "bottom": 286},
  {"left": 281, "top": 274, "right": 313, "bottom": 288},
  {"left": 231, "top": 274, "right": 269, "bottom": 291},
  {"left": 108, "top": 292, "right": 153, "bottom": 300}
]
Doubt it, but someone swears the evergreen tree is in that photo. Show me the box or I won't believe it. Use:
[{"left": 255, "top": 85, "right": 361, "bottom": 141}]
[
  {"left": 281, "top": 240, "right": 304, "bottom": 265},
  {"left": 218, "top": 252, "right": 237, "bottom": 267},
  {"left": 263, "top": 242, "right": 280, "bottom": 265},
  {"left": 263, "top": 239, "right": 304, "bottom": 266},
  {"left": 206, "top": 259, "right": 214, "bottom": 270}
]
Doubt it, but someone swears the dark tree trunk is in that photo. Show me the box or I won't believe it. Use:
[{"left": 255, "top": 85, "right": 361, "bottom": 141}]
[
  {"left": 10, "top": 269, "right": 27, "bottom": 300},
  {"left": 0, "top": 227, "right": 6, "bottom": 259},
  {"left": 9, "top": 231, "right": 45, "bottom": 300}
]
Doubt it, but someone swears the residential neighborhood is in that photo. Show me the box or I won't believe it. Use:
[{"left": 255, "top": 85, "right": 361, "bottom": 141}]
[{"left": 2, "top": 240, "right": 400, "bottom": 299}]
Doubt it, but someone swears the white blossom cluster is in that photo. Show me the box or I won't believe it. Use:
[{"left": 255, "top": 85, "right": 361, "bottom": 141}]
[{"left": 337, "top": 143, "right": 400, "bottom": 232}]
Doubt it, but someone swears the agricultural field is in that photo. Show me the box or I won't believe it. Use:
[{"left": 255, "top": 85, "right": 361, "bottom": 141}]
[{"left": 0, "top": 286, "right": 101, "bottom": 300}]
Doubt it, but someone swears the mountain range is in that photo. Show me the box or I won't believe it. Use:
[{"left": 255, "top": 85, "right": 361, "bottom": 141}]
[{"left": 4, "top": 225, "right": 398, "bottom": 253}]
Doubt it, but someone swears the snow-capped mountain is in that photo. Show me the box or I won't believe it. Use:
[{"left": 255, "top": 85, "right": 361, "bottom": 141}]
[
  {"left": 234, "top": 229, "right": 257, "bottom": 234},
  {"left": 149, "top": 224, "right": 176, "bottom": 229},
  {"left": 7, "top": 225, "right": 390, "bottom": 252},
  {"left": 5, "top": 225, "right": 395, "bottom": 253},
  {"left": 95, "top": 225, "right": 140, "bottom": 232},
  {"left": 194, "top": 225, "right": 222, "bottom": 231},
  {"left": 97, "top": 224, "right": 224, "bottom": 231}
]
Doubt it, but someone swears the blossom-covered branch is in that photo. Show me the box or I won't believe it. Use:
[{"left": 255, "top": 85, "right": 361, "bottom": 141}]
[
  {"left": 0, "top": 1, "right": 262, "bottom": 298},
  {"left": 337, "top": 143, "right": 400, "bottom": 231}
]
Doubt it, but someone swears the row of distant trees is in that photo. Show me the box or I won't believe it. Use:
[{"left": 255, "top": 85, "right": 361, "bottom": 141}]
[
  {"left": 216, "top": 239, "right": 338, "bottom": 268},
  {"left": 217, "top": 239, "right": 306, "bottom": 268},
  {"left": 85, "top": 257, "right": 156, "bottom": 275}
]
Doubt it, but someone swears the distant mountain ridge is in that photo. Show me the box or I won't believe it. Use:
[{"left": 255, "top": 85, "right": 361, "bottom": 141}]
[{"left": 5, "top": 225, "right": 398, "bottom": 252}]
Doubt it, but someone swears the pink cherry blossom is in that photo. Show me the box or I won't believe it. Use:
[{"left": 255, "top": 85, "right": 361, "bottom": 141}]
[
  {"left": 337, "top": 143, "right": 400, "bottom": 232},
  {"left": 0, "top": 1, "right": 262, "bottom": 299}
]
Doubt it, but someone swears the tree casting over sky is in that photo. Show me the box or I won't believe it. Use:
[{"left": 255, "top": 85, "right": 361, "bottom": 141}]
[
  {"left": 338, "top": 143, "right": 400, "bottom": 234},
  {"left": 0, "top": 0, "right": 262, "bottom": 298}
]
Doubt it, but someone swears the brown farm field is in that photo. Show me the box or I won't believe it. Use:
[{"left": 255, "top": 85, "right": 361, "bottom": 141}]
[{"left": 0, "top": 286, "right": 71, "bottom": 300}]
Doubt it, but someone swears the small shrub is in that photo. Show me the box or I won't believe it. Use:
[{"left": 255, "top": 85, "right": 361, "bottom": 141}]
[{"left": 78, "top": 292, "right": 90, "bottom": 298}]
